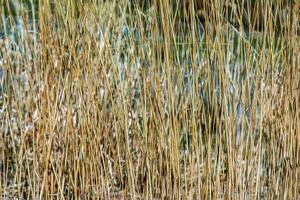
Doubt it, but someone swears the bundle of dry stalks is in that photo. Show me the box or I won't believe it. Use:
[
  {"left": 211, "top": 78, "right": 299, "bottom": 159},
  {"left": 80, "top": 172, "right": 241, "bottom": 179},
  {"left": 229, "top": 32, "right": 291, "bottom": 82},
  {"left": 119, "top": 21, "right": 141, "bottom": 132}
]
[{"left": 0, "top": 0, "right": 299, "bottom": 199}]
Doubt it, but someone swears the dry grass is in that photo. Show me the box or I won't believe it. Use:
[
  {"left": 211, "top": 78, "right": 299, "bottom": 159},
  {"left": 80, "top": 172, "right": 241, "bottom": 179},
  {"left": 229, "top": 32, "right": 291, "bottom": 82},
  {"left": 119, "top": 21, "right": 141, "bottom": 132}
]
[{"left": 0, "top": 0, "right": 299, "bottom": 199}]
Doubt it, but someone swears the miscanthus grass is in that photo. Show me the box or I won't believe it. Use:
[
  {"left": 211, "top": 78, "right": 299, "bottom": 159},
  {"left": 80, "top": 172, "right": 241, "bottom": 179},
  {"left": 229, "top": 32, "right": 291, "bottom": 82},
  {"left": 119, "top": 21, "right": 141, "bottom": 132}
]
[{"left": 0, "top": 0, "right": 299, "bottom": 199}]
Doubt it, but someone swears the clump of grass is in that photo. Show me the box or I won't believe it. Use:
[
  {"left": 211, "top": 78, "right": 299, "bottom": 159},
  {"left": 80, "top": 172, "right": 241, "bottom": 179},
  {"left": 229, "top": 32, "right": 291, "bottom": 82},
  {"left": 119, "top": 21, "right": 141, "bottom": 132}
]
[{"left": 0, "top": 0, "right": 299, "bottom": 199}]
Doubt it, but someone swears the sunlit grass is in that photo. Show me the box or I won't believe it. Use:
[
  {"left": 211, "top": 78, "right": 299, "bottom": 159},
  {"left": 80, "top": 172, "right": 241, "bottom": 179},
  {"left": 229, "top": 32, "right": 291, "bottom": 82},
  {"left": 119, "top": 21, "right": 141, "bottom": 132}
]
[{"left": 0, "top": 0, "right": 299, "bottom": 199}]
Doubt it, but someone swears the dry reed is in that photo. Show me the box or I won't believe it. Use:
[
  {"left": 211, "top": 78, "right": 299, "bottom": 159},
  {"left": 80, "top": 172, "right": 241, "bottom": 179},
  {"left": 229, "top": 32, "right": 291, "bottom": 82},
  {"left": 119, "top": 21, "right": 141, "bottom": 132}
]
[{"left": 0, "top": 0, "right": 299, "bottom": 199}]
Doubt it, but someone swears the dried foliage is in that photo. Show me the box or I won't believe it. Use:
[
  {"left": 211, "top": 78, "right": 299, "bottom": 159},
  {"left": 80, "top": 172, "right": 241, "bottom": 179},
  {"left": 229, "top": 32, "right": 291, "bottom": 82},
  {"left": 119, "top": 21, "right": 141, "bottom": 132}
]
[{"left": 0, "top": 0, "right": 299, "bottom": 199}]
